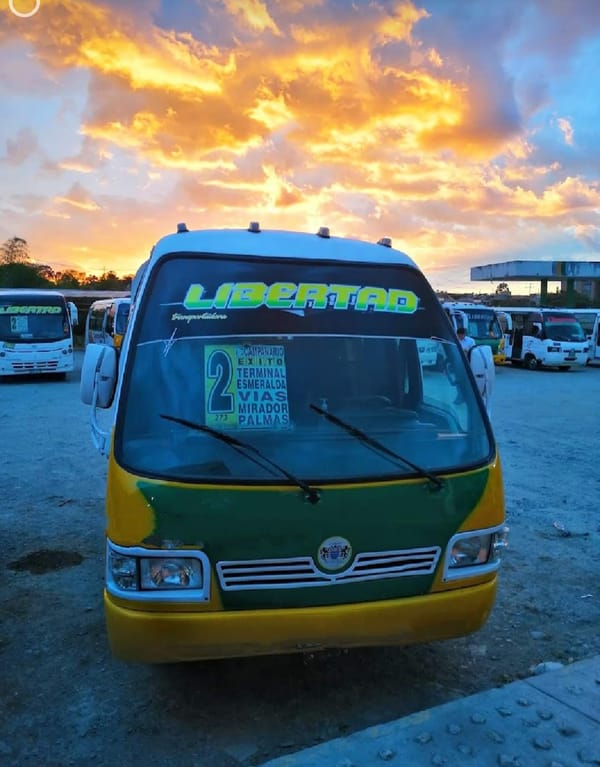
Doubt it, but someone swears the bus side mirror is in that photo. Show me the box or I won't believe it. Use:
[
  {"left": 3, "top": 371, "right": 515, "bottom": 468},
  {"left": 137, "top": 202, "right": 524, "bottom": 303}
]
[
  {"left": 68, "top": 301, "right": 79, "bottom": 327},
  {"left": 80, "top": 344, "right": 117, "bottom": 408}
]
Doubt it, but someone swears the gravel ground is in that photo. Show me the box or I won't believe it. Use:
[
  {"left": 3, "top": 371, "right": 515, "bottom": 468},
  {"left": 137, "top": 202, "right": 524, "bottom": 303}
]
[{"left": 1, "top": 354, "right": 599, "bottom": 767}]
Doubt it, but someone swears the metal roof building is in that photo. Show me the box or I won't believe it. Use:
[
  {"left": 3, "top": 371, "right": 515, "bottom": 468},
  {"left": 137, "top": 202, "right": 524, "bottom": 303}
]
[{"left": 470, "top": 260, "right": 600, "bottom": 305}]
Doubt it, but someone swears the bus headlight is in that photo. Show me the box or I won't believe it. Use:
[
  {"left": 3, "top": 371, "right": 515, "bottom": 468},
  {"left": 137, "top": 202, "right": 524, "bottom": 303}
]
[
  {"left": 140, "top": 557, "right": 202, "bottom": 589},
  {"left": 444, "top": 526, "right": 509, "bottom": 580},
  {"left": 106, "top": 540, "right": 210, "bottom": 601},
  {"left": 450, "top": 534, "right": 491, "bottom": 567},
  {"left": 108, "top": 552, "right": 138, "bottom": 590}
]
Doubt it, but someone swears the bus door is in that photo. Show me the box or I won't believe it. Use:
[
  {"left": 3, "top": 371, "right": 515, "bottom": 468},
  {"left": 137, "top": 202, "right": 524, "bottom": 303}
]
[
  {"left": 589, "top": 314, "right": 600, "bottom": 363},
  {"left": 495, "top": 311, "right": 513, "bottom": 359},
  {"left": 511, "top": 326, "right": 523, "bottom": 360}
]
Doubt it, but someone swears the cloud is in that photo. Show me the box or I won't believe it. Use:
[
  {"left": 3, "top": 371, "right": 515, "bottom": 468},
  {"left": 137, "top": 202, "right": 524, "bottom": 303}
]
[
  {"left": 54, "top": 182, "right": 101, "bottom": 211},
  {"left": 3, "top": 127, "right": 39, "bottom": 164},
  {"left": 1, "top": 0, "right": 599, "bottom": 289},
  {"left": 557, "top": 117, "right": 574, "bottom": 146}
]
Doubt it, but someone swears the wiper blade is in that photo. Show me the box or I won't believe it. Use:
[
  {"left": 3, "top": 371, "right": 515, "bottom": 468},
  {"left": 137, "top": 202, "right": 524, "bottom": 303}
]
[
  {"left": 160, "top": 414, "right": 321, "bottom": 505},
  {"left": 309, "top": 403, "right": 443, "bottom": 490}
]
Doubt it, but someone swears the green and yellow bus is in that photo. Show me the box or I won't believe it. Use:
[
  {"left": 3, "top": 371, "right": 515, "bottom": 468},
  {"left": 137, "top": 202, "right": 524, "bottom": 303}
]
[
  {"left": 80, "top": 223, "right": 508, "bottom": 663},
  {"left": 442, "top": 302, "right": 506, "bottom": 364}
]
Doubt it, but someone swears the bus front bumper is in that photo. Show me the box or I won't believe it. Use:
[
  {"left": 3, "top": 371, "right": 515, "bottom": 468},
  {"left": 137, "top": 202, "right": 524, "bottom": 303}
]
[{"left": 104, "top": 579, "right": 497, "bottom": 663}]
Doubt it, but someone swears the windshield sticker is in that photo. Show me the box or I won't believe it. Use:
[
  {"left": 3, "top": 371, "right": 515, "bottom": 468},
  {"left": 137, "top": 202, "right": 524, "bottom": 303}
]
[
  {"left": 204, "top": 344, "right": 290, "bottom": 430},
  {"left": 0, "top": 305, "right": 62, "bottom": 315},
  {"left": 10, "top": 316, "right": 29, "bottom": 333},
  {"left": 171, "top": 311, "right": 227, "bottom": 322},
  {"left": 184, "top": 282, "right": 418, "bottom": 314}
]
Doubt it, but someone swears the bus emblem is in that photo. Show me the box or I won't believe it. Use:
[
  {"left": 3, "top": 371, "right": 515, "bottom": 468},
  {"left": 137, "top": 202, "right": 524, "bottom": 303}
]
[{"left": 317, "top": 537, "right": 352, "bottom": 571}]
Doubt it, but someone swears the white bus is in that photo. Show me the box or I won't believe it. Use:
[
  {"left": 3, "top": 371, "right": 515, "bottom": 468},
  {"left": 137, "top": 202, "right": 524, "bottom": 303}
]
[
  {"left": 566, "top": 309, "right": 600, "bottom": 364},
  {"left": 0, "top": 289, "right": 78, "bottom": 378},
  {"left": 495, "top": 307, "right": 588, "bottom": 370},
  {"left": 85, "top": 297, "right": 131, "bottom": 352}
]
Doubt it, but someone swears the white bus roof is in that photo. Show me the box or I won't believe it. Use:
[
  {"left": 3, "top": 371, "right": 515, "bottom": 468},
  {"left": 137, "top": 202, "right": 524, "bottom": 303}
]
[
  {"left": 0, "top": 288, "right": 67, "bottom": 298},
  {"left": 442, "top": 301, "right": 496, "bottom": 309},
  {"left": 495, "top": 306, "right": 580, "bottom": 314},
  {"left": 148, "top": 225, "right": 418, "bottom": 269}
]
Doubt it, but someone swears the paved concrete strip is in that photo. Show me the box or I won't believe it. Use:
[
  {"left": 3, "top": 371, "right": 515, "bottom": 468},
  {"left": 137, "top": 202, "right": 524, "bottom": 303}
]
[{"left": 255, "top": 657, "right": 600, "bottom": 767}]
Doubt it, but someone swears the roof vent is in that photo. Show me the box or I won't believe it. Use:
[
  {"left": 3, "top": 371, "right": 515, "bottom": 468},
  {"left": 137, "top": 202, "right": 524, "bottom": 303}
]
[
  {"left": 377, "top": 237, "right": 392, "bottom": 248},
  {"left": 248, "top": 221, "right": 261, "bottom": 233},
  {"left": 317, "top": 226, "right": 330, "bottom": 238},
  {"left": 177, "top": 222, "right": 189, "bottom": 233}
]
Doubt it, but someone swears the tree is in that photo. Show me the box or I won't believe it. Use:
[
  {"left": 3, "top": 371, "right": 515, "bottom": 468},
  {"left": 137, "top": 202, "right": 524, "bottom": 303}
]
[
  {"left": 495, "top": 282, "right": 511, "bottom": 297},
  {"left": 55, "top": 270, "right": 82, "bottom": 288},
  {"left": 0, "top": 236, "right": 30, "bottom": 264},
  {"left": 0, "top": 262, "right": 53, "bottom": 288}
]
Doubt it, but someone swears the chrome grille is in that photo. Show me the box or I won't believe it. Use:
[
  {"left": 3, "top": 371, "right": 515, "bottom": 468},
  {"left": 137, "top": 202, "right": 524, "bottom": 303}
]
[{"left": 217, "top": 546, "right": 441, "bottom": 591}]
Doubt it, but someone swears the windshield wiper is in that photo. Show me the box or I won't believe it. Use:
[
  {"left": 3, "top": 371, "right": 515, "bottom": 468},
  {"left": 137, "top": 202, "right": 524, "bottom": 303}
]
[
  {"left": 160, "top": 414, "right": 321, "bottom": 505},
  {"left": 309, "top": 403, "right": 443, "bottom": 491}
]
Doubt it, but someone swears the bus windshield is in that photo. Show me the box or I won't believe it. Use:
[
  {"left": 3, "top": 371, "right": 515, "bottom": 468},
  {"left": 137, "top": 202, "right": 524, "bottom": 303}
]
[
  {"left": 542, "top": 314, "right": 586, "bottom": 342},
  {"left": 465, "top": 309, "right": 502, "bottom": 340},
  {"left": 0, "top": 296, "right": 70, "bottom": 343},
  {"left": 116, "top": 256, "right": 492, "bottom": 483}
]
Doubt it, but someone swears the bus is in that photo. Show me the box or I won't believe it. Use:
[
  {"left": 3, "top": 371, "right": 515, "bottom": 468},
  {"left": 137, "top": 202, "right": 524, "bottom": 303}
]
[
  {"left": 566, "top": 309, "right": 600, "bottom": 364},
  {"left": 85, "top": 297, "right": 131, "bottom": 352},
  {"left": 80, "top": 223, "right": 508, "bottom": 663},
  {"left": 0, "top": 289, "right": 78, "bottom": 378},
  {"left": 495, "top": 307, "right": 589, "bottom": 370},
  {"left": 442, "top": 302, "right": 505, "bottom": 364}
]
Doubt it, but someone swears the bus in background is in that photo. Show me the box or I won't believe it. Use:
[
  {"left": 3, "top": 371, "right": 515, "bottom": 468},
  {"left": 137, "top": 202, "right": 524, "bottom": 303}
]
[
  {"left": 442, "top": 302, "right": 505, "bottom": 364},
  {"left": 80, "top": 223, "right": 507, "bottom": 664},
  {"left": 567, "top": 309, "right": 600, "bottom": 364},
  {"left": 0, "top": 289, "right": 78, "bottom": 379},
  {"left": 495, "top": 307, "right": 588, "bottom": 370},
  {"left": 85, "top": 297, "right": 131, "bottom": 352}
]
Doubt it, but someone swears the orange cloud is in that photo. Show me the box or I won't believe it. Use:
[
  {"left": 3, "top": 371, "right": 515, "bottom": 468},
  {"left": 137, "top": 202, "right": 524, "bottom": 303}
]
[{"left": 55, "top": 182, "right": 101, "bottom": 211}]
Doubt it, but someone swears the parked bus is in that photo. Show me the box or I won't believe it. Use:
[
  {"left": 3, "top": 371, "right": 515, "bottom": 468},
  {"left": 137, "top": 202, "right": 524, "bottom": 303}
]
[
  {"left": 496, "top": 307, "right": 588, "bottom": 370},
  {"left": 80, "top": 223, "right": 508, "bottom": 663},
  {"left": 566, "top": 309, "right": 600, "bottom": 364},
  {"left": 85, "top": 297, "right": 131, "bottom": 352},
  {"left": 0, "top": 289, "right": 78, "bottom": 378},
  {"left": 442, "top": 302, "right": 505, "bottom": 364}
]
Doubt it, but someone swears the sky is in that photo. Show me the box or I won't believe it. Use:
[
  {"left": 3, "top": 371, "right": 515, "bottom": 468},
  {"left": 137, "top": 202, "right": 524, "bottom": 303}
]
[{"left": 1, "top": 0, "right": 599, "bottom": 292}]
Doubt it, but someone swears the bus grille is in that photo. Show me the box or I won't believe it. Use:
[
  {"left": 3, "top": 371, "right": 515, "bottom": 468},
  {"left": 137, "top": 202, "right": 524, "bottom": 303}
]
[
  {"left": 12, "top": 360, "right": 59, "bottom": 372},
  {"left": 217, "top": 547, "right": 441, "bottom": 591}
]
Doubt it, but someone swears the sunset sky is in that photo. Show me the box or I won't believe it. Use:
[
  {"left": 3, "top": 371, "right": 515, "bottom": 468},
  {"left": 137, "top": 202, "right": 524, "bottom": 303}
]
[{"left": 1, "top": 0, "right": 599, "bottom": 291}]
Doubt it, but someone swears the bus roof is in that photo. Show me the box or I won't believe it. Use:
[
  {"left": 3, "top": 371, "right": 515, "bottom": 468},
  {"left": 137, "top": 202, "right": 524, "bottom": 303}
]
[
  {"left": 442, "top": 301, "right": 496, "bottom": 310},
  {"left": 0, "top": 289, "right": 67, "bottom": 298},
  {"left": 89, "top": 297, "right": 131, "bottom": 309},
  {"left": 149, "top": 225, "right": 419, "bottom": 269},
  {"left": 495, "top": 307, "right": 581, "bottom": 315}
]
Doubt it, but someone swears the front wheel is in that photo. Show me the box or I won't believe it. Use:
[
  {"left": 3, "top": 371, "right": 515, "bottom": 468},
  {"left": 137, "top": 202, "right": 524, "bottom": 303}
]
[{"left": 524, "top": 354, "right": 539, "bottom": 371}]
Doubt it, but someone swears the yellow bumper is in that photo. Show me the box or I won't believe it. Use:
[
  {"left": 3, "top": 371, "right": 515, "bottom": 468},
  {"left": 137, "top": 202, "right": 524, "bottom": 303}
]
[{"left": 105, "top": 578, "right": 497, "bottom": 663}]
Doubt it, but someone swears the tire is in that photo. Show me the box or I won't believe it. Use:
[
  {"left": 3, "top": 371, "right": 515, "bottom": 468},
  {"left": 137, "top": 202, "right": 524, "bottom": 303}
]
[{"left": 524, "top": 354, "right": 539, "bottom": 371}]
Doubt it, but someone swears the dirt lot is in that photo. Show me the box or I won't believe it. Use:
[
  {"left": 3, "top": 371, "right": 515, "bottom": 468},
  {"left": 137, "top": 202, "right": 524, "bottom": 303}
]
[{"left": 1, "top": 355, "right": 599, "bottom": 767}]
